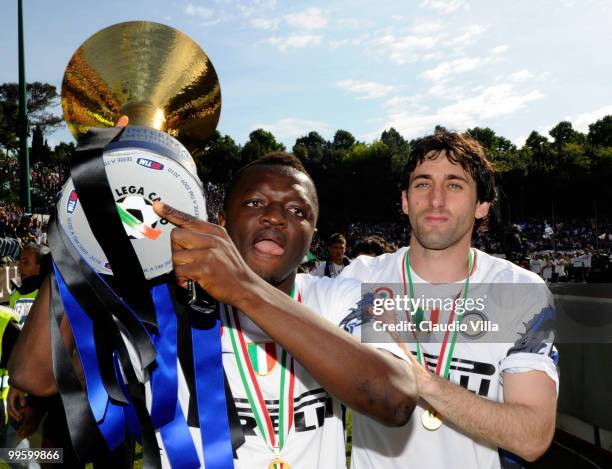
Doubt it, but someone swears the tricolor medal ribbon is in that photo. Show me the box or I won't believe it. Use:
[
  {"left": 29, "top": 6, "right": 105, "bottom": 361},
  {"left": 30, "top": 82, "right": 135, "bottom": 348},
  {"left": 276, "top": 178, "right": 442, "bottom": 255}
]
[
  {"left": 403, "top": 248, "right": 474, "bottom": 431},
  {"left": 223, "top": 287, "right": 300, "bottom": 465}
]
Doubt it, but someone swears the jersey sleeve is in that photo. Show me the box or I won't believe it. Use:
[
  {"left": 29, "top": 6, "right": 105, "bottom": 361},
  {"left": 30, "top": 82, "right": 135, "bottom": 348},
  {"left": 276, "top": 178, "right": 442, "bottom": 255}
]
[
  {"left": 301, "top": 275, "right": 409, "bottom": 361},
  {"left": 301, "top": 275, "right": 364, "bottom": 326},
  {"left": 498, "top": 282, "right": 559, "bottom": 394},
  {"left": 338, "top": 254, "right": 373, "bottom": 282}
]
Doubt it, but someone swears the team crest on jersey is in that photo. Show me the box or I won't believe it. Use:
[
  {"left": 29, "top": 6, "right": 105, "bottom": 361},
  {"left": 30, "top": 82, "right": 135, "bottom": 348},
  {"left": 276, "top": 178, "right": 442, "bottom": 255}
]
[
  {"left": 460, "top": 310, "right": 490, "bottom": 339},
  {"left": 247, "top": 342, "right": 278, "bottom": 376}
]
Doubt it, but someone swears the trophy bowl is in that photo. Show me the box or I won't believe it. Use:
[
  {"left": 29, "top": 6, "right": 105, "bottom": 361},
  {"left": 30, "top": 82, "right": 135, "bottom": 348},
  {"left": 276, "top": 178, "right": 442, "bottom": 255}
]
[{"left": 58, "top": 21, "right": 221, "bottom": 279}]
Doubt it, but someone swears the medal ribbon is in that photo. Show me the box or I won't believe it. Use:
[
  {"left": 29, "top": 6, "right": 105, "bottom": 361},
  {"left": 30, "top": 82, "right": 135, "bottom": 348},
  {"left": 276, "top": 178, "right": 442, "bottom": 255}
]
[
  {"left": 402, "top": 248, "right": 473, "bottom": 378},
  {"left": 222, "top": 288, "right": 299, "bottom": 457}
]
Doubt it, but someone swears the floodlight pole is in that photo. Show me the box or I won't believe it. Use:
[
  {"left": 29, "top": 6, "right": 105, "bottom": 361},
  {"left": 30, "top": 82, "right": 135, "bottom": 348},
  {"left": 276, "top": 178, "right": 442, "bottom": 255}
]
[{"left": 18, "top": 0, "right": 31, "bottom": 212}]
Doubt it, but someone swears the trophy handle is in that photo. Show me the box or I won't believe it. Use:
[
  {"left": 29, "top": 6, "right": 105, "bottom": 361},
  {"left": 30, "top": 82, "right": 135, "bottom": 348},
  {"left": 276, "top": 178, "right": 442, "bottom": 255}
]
[{"left": 187, "top": 279, "right": 216, "bottom": 314}]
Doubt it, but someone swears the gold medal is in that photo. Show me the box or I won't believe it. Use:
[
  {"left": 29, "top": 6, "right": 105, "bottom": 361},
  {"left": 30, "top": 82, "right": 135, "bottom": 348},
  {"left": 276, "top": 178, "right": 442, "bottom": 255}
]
[
  {"left": 421, "top": 409, "right": 443, "bottom": 431},
  {"left": 267, "top": 458, "right": 291, "bottom": 469}
]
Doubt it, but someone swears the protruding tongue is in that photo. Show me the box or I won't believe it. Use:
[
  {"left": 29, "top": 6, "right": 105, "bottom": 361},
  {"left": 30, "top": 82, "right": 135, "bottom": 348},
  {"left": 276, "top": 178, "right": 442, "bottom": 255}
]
[{"left": 254, "top": 240, "right": 285, "bottom": 255}]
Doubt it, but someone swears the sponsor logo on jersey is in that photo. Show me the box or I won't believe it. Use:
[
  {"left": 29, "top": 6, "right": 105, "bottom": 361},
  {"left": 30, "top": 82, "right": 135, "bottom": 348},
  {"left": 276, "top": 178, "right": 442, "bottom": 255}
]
[
  {"left": 423, "top": 352, "right": 495, "bottom": 397},
  {"left": 136, "top": 158, "right": 164, "bottom": 170},
  {"left": 247, "top": 341, "right": 277, "bottom": 375},
  {"left": 66, "top": 189, "right": 78, "bottom": 214},
  {"left": 234, "top": 388, "right": 335, "bottom": 436}
]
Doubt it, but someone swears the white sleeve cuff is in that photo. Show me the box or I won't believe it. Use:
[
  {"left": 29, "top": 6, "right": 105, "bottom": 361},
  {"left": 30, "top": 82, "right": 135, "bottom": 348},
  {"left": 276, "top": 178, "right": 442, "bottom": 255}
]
[
  {"left": 370, "top": 341, "right": 411, "bottom": 362},
  {"left": 500, "top": 352, "right": 559, "bottom": 395}
]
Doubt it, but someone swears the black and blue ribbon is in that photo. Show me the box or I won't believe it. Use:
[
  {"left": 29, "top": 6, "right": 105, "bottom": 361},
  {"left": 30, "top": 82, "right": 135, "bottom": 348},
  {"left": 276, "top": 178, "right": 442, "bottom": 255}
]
[{"left": 48, "top": 127, "right": 237, "bottom": 468}]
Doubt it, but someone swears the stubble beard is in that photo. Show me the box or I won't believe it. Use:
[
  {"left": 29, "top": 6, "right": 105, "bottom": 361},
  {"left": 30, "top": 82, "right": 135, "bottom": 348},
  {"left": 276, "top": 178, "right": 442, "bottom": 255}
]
[{"left": 412, "top": 216, "right": 471, "bottom": 251}]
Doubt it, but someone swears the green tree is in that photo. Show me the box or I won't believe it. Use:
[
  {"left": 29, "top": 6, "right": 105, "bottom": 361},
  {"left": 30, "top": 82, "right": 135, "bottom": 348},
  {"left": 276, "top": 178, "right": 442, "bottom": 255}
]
[
  {"left": 380, "top": 128, "right": 405, "bottom": 153},
  {"left": 588, "top": 115, "right": 612, "bottom": 147},
  {"left": 549, "top": 121, "right": 584, "bottom": 147},
  {"left": 0, "top": 82, "right": 63, "bottom": 155},
  {"left": 293, "top": 131, "right": 327, "bottom": 162},
  {"left": 52, "top": 141, "right": 76, "bottom": 164},
  {"left": 197, "top": 131, "right": 241, "bottom": 183},
  {"left": 240, "top": 128, "right": 285, "bottom": 164},
  {"left": 380, "top": 128, "right": 411, "bottom": 185},
  {"left": 434, "top": 125, "right": 447, "bottom": 133},
  {"left": 524, "top": 131, "right": 551, "bottom": 172},
  {"left": 466, "top": 127, "right": 516, "bottom": 160},
  {"left": 30, "top": 125, "right": 52, "bottom": 164},
  {"left": 332, "top": 129, "right": 356, "bottom": 151}
]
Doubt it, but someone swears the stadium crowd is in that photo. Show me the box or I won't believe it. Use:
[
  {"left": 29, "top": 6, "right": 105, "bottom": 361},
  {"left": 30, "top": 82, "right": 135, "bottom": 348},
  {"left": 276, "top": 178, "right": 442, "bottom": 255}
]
[
  {"left": 0, "top": 144, "right": 610, "bottom": 469},
  {"left": 0, "top": 202, "right": 47, "bottom": 262},
  {"left": 1, "top": 161, "right": 611, "bottom": 282}
]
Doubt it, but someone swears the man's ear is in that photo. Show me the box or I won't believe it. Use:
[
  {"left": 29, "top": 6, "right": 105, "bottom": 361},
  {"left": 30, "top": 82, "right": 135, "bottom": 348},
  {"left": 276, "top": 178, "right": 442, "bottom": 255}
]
[
  {"left": 401, "top": 190, "right": 409, "bottom": 216},
  {"left": 218, "top": 211, "right": 226, "bottom": 227},
  {"left": 475, "top": 201, "right": 491, "bottom": 220}
]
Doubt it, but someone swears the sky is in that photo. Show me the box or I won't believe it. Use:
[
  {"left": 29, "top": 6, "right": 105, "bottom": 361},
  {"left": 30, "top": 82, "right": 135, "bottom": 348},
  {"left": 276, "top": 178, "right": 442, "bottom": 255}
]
[{"left": 2, "top": 0, "right": 612, "bottom": 149}]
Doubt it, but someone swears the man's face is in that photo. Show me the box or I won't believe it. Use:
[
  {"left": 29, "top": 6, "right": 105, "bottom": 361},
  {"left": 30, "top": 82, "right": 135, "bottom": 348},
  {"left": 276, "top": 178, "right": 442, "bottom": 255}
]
[
  {"left": 402, "top": 152, "right": 490, "bottom": 251},
  {"left": 219, "top": 165, "right": 317, "bottom": 286},
  {"left": 18, "top": 249, "right": 40, "bottom": 279},
  {"left": 328, "top": 242, "right": 346, "bottom": 264}
]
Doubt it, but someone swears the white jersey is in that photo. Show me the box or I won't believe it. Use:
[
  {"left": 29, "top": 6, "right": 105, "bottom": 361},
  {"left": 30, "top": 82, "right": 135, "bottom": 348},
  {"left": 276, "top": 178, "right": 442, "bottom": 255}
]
[
  {"left": 553, "top": 259, "right": 566, "bottom": 276},
  {"left": 581, "top": 253, "right": 592, "bottom": 268},
  {"left": 155, "top": 273, "right": 362, "bottom": 468},
  {"left": 315, "top": 261, "right": 346, "bottom": 278},
  {"left": 529, "top": 259, "right": 542, "bottom": 275},
  {"left": 570, "top": 256, "right": 583, "bottom": 268},
  {"left": 340, "top": 247, "right": 558, "bottom": 469}
]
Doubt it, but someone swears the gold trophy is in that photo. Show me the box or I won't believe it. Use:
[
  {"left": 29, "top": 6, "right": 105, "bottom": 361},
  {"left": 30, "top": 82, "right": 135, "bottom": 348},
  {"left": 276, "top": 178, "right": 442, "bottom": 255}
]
[{"left": 57, "top": 21, "right": 221, "bottom": 279}]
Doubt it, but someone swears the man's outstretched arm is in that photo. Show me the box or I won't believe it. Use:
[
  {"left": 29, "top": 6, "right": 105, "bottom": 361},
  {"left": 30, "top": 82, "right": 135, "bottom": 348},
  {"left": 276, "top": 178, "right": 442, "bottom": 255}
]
[
  {"left": 8, "top": 276, "right": 74, "bottom": 396},
  {"left": 155, "top": 201, "right": 417, "bottom": 426},
  {"left": 407, "top": 349, "right": 556, "bottom": 461}
]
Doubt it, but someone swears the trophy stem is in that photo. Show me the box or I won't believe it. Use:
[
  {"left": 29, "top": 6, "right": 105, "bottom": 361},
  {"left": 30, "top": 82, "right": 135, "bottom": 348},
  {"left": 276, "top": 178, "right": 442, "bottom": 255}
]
[{"left": 119, "top": 101, "right": 166, "bottom": 131}]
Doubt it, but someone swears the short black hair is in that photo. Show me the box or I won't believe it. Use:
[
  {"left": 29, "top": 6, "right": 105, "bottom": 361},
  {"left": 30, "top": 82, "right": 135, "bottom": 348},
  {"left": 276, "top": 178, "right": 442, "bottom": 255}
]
[
  {"left": 353, "top": 235, "right": 387, "bottom": 257},
  {"left": 224, "top": 151, "right": 319, "bottom": 217},
  {"left": 21, "top": 243, "right": 51, "bottom": 277},
  {"left": 403, "top": 130, "right": 497, "bottom": 204},
  {"left": 22, "top": 243, "right": 50, "bottom": 265},
  {"left": 327, "top": 233, "right": 346, "bottom": 246}
]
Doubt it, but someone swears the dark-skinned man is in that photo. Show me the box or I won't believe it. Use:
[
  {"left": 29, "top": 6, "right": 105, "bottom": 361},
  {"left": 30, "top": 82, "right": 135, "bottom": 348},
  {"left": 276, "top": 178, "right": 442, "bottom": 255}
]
[{"left": 10, "top": 152, "right": 416, "bottom": 468}]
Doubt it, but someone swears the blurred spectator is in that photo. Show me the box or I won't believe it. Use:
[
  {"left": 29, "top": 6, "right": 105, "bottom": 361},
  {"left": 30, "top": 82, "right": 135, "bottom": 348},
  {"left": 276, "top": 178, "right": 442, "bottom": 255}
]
[
  {"left": 314, "top": 233, "right": 350, "bottom": 278},
  {"left": 530, "top": 255, "right": 543, "bottom": 276},
  {"left": 352, "top": 235, "right": 395, "bottom": 257},
  {"left": 0, "top": 202, "right": 50, "bottom": 266},
  {"left": 570, "top": 251, "right": 584, "bottom": 282},
  {"left": 541, "top": 255, "right": 553, "bottom": 282},
  {"left": 8, "top": 244, "right": 50, "bottom": 324},
  {"left": 203, "top": 182, "right": 225, "bottom": 224},
  {"left": 1, "top": 157, "right": 67, "bottom": 215},
  {"left": 553, "top": 253, "right": 568, "bottom": 282}
]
